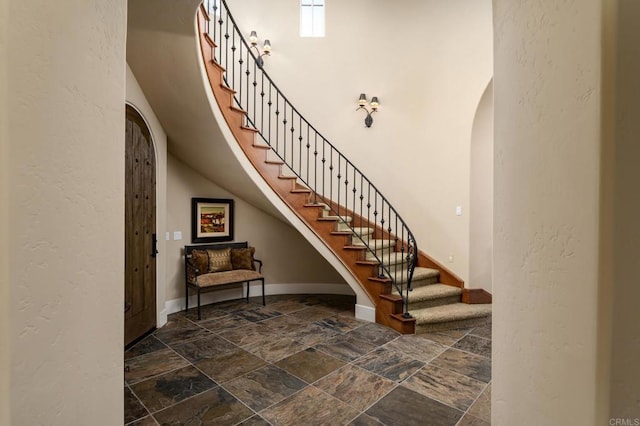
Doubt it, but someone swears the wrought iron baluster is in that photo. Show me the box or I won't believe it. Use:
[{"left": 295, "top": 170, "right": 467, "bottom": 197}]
[{"left": 313, "top": 133, "right": 318, "bottom": 203}]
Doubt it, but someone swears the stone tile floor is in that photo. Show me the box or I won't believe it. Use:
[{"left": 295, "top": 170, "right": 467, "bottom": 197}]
[{"left": 124, "top": 294, "right": 491, "bottom": 425}]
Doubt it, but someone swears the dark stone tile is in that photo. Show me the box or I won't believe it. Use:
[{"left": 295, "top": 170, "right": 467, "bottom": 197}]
[
  {"left": 127, "top": 415, "right": 158, "bottom": 425},
  {"left": 354, "top": 346, "right": 424, "bottom": 383},
  {"left": 212, "top": 298, "right": 256, "bottom": 312},
  {"left": 467, "top": 383, "right": 491, "bottom": 422},
  {"left": 153, "top": 387, "right": 253, "bottom": 425},
  {"left": 402, "top": 365, "right": 486, "bottom": 411},
  {"left": 196, "top": 347, "right": 267, "bottom": 383},
  {"left": 385, "top": 334, "right": 447, "bottom": 362},
  {"left": 198, "top": 313, "right": 254, "bottom": 333},
  {"left": 170, "top": 334, "right": 237, "bottom": 363},
  {"left": 431, "top": 348, "right": 492, "bottom": 383},
  {"left": 457, "top": 414, "right": 491, "bottom": 426},
  {"left": 365, "top": 386, "right": 463, "bottom": 426},
  {"left": 314, "top": 333, "right": 378, "bottom": 362},
  {"left": 130, "top": 366, "right": 216, "bottom": 413},
  {"left": 238, "top": 415, "right": 271, "bottom": 426},
  {"left": 159, "top": 314, "right": 192, "bottom": 331},
  {"left": 346, "top": 322, "right": 400, "bottom": 346},
  {"left": 287, "top": 322, "right": 340, "bottom": 347},
  {"left": 469, "top": 323, "right": 492, "bottom": 340},
  {"left": 243, "top": 336, "right": 307, "bottom": 363},
  {"left": 124, "top": 386, "right": 148, "bottom": 424},
  {"left": 454, "top": 334, "right": 492, "bottom": 358},
  {"left": 314, "top": 315, "right": 362, "bottom": 334},
  {"left": 125, "top": 348, "right": 189, "bottom": 385},
  {"left": 261, "top": 386, "right": 360, "bottom": 425},
  {"left": 184, "top": 305, "right": 229, "bottom": 322},
  {"left": 217, "top": 322, "right": 272, "bottom": 346},
  {"left": 416, "top": 332, "right": 461, "bottom": 347},
  {"left": 126, "top": 335, "right": 166, "bottom": 360},
  {"left": 153, "top": 322, "right": 210, "bottom": 346},
  {"left": 295, "top": 294, "right": 325, "bottom": 306},
  {"left": 275, "top": 348, "right": 347, "bottom": 383},
  {"left": 348, "top": 413, "right": 385, "bottom": 426},
  {"left": 261, "top": 315, "right": 307, "bottom": 334},
  {"left": 224, "top": 365, "right": 307, "bottom": 411},
  {"left": 264, "top": 298, "right": 308, "bottom": 314},
  {"left": 315, "top": 364, "right": 396, "bottom": 411},
  {"left": 314, "top": 294, "right": 356, "bottom": 313},
  {"left": 288, "top": 306, "right": 334, "bottom": 322},
  {"left": 231, "top": 305, "right": 282, "bottom": 322}
]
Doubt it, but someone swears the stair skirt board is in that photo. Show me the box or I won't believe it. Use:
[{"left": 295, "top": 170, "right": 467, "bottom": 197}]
[
  {"left": 165, "top": 282, "right": 370, "bottom": 316},
  {"left": 195, "top": 7, "right": 490, "bottom": 334}
]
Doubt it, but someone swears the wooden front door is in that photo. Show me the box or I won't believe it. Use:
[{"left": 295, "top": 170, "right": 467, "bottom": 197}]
[{"left": 125, "top": 105, "right": 157, "bottom": 347}]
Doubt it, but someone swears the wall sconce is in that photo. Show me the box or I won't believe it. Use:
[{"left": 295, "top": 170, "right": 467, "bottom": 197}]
[
  {"left": 249, "top": 30, "right": 271, "bottom": 68},
  {"left": 356, "top": 93, "right": 379, "bottom": 128}
]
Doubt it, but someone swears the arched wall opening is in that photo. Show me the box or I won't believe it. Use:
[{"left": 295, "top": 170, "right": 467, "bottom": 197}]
[{"left": 469, "top": 78, "right": 494, "bottom": 292}]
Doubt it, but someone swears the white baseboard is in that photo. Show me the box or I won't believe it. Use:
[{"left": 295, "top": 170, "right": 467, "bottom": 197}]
[
  {"left": 164, "top": 282, "right": 357, "bottom": 316},
  {"left": 157, "top": 308, "right": 168, "bottom": 329},
  {"left": 355, "top": 304, "right": 376, "bottom": 323}
]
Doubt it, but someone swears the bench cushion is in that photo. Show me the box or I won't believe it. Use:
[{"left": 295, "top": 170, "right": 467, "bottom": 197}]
[
  {"left": 195, "top": 270, "right": 263, "bottom": 288},
  {"left": 231, "top": 247, "right": 256, "bottom": 270},
  {"left": 206, "top": 247, "right": 232, "bottom": 273}
]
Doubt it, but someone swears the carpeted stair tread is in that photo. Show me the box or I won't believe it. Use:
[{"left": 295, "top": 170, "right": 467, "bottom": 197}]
[
  {"left": 394, "top": 283, "right": 461, "bottom": 301},
  {"left": 352, "top": 239, "right": 395, "bottom": 250},
  {"left": 385, "top": 267, "right": 440, "bottom": 284},
  {"left": 348, "top": 227, "right": 375, "bottom": 237},
  {"left": 411, "top": 303, "right": 492, "bottom": 324},
  {"left": 365, "top": 251, "right": 411, "bottom": 264}
]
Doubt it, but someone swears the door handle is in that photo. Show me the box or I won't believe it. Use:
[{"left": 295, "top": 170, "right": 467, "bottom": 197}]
[{"left": 151, "top": 233, "right": 159, "bottom": 258}]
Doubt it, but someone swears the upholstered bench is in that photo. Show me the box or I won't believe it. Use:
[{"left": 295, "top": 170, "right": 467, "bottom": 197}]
[{"left": 184, "top": 242, "right": 264, "bottom": 320}]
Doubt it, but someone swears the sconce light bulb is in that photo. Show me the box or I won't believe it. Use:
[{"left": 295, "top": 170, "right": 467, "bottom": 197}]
[
  {"left": 249, "top": 30, "right": 258, "bottom": 45},
  {"left": 358, "top": 93, "right": 367, "bottom": 107},
  {"left": 263, "top": 39, "right": 271, "bottom": 53},
  {"left": 370, "top": 96, "right": 379, "bottom": 110}
]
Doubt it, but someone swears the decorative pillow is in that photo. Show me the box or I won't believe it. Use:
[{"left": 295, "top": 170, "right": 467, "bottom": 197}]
[
  {"left": 206, "top": 247, "right": 232, "bottom": 273},
  {"left": 231, "top": 247, "right": 256, "bottom": 270},
  {"left": 187, "top": 249, "right": 209, "bottom": 282}
]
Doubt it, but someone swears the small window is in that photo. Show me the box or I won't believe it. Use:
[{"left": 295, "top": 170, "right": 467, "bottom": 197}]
[{"left": 300, "top": 0, "right": 325, "bottom": 37}]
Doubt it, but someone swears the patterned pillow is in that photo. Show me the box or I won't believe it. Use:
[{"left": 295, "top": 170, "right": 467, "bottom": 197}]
[
  {"left": 231, "top": 247, "right": 256, "bottom": 270},
  {"left": 187, "top": 249, "right": 209, "bottom": 282},
  {"left": 206, "top": 247, "right": 232, "bottom": 273}
]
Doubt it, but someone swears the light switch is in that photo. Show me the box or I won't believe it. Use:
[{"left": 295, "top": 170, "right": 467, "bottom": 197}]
[
  {"left": 456, "top": 206, "right": 462, "bottom": 216},
  {"left": 165, "top": 232, "right": 170, "bottom": 241},
  {"left": 173, "top": 231, "right": 182, "bottom": 241}
]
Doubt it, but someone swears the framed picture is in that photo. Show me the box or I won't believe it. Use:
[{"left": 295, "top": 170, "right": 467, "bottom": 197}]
[{"left": 191, "top": 198, "right": 234, "bottom": 243}]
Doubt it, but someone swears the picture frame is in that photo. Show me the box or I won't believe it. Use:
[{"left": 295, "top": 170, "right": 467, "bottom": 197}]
[{"left": 191, "top": 198, "right": 234, "bottom": 243}]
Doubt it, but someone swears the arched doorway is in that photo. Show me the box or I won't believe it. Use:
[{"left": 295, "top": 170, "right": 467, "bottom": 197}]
[{"left": 124, "top": 105, "right": 157, "bottom": 347}]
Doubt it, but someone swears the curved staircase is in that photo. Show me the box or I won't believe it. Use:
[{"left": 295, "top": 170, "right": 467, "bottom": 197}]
[{"left": 195, "top": 0, "right": 491, "bottom": 334}]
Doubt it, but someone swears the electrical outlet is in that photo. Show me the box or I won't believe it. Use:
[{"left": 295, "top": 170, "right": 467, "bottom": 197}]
[
  {"left": 173, "top": 231, "right": 182, "bottom": 241},
  {"left": 456, "top": 206, "right": 462, "bottom": 216},
  {"left": 448, "top": 255, "right": 454, "bottom": 263}
]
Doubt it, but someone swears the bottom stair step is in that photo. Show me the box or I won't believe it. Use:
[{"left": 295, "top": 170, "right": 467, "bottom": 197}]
[
  {"left": 412, "top": 303, "right": 492, "bottom": 333},
  {"left": 394, "top": 284, "right": 462, "bottom": 310}
]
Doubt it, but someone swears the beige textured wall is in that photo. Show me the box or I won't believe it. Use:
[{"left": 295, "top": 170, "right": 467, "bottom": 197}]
[
  {"left": 126, "top": 65, "right": 169, "bottom": 326},
  {"left": 610, "top": 0, "right": 640, "bottom": 418},
  {"left": 1, "top": 0, "right": 10, "bottom": 421},
  {"left": 166, "top": 154, "right": 347, "bottom": 303},
  {"left": 469, "top": 80, "right": 494, "bottom": 291},
  {"left": 493, "top": 0, "right": 611, "bottom": 423},
  {"left": 6, "top": 0, "right": 126, "bottom": 423},
  {"left": 225, "top": 0, "right": 493, "bottom": 283}
]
